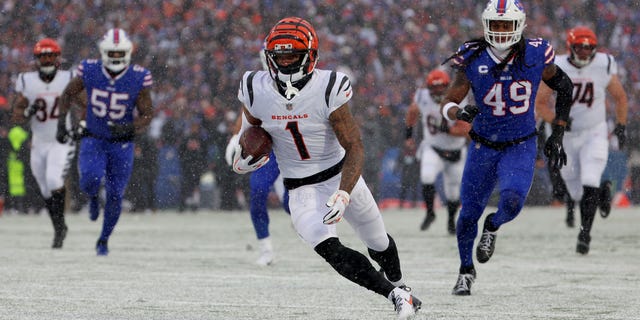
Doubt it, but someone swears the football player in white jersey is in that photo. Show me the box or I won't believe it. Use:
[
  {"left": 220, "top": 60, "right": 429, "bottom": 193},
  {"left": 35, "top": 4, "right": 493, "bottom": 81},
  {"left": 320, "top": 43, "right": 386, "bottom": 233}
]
[
  {"left": 536, "top": 26, "right": 628, "bottom": 255},
  {"left": 11, "top": 38, "right": 75, "bottom": 248},
  {"left": 405, "top": 69, "right": 471, "bottom": 235},
  {"left": 232, "top": 17, "right": 421, "bottom": 319}
]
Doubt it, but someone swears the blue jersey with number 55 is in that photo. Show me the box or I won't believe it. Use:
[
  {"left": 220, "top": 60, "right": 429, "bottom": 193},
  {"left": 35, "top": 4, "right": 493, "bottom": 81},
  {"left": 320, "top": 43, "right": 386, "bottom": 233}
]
[
  {"left": 452, "top": 38, "right": 555, "bottom": 142},
  {"left": 76, "top": 59, "right": 152, "bottom": 139}
]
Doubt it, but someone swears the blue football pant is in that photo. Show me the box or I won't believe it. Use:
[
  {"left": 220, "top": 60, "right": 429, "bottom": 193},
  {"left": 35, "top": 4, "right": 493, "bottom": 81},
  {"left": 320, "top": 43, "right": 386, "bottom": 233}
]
[
  {"left": 78, "top": 137, "right": 134, "bottom": 241},
  {"left": 456, "top": 138, "right": 537, "bottom": 267},
  {"left": 249, "top": 154, "right": 290, "bottom": 240}
]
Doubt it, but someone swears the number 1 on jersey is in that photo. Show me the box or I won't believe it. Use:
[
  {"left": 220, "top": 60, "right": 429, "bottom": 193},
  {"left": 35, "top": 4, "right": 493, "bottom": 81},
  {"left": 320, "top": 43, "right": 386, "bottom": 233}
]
[{"left": 285, "top": 121, "right": 310, "bottom": 160}]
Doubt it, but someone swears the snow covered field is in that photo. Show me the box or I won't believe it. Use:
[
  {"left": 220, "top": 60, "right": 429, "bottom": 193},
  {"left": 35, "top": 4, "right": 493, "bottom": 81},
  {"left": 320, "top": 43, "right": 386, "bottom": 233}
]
[{"left": 0, "top": 206, "right": 638, "bottom": 320}]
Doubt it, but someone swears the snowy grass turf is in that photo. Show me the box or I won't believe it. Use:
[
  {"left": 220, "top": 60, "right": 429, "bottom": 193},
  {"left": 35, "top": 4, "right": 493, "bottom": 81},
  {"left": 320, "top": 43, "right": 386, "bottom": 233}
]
[{"left": 0, "top": 207, "right": 638, "bottom": 319}]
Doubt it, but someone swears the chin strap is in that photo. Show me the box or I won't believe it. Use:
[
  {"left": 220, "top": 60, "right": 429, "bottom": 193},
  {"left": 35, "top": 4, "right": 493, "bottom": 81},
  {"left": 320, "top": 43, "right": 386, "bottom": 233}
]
[{"left": 284, "top": 80, "right": 299, "bottom": 100}]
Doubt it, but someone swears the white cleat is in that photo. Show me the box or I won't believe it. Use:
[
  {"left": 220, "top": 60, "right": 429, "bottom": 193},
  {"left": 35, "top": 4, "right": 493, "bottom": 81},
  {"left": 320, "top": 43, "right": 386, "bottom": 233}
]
[
  {"left": 389, "top": 286, "right": 422, "bottom": 319},
  {"left": 256, "top": 237, "right": 274, "bottom": 266}
]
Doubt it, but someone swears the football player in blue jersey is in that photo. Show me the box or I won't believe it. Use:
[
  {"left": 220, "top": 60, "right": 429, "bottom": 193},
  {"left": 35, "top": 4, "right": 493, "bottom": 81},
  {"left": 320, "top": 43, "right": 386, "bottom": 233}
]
[
  {"left": 225, "top": 116, "right": 290, "bottom": 266},
  {"left": 440, "top": 0, "right": 573, "bottom": 295},
  {"left": 55, "top": 28, "right": 154, "bottom": 256}
]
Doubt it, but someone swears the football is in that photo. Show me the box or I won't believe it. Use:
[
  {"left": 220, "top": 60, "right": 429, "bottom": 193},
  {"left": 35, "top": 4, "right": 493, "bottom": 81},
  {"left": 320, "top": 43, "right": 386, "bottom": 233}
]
[{"left": 240, "top": 126, "right": 273, "bottom": 163}]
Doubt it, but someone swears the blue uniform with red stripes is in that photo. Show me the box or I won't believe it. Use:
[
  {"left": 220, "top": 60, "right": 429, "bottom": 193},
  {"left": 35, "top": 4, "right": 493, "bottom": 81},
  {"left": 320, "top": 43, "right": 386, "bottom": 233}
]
[
  {"left": 76, "top": 59, "right": 152, "bottom": 241},
  {"left": 451, "top": 38, "right": 555, "bottom": 268}
]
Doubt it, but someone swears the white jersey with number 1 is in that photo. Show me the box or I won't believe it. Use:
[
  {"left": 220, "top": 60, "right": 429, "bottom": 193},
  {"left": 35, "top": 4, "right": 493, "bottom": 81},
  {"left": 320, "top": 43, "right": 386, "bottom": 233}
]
[{"left": 237, "top": 69, "right": 350, "bottom": 179}]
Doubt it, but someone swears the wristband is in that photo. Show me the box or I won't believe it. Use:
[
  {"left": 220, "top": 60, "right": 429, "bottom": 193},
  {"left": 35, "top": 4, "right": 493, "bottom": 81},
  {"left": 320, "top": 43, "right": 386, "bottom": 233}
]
[{"left": 442, "top": 102, "right": 459, "bottom": 121}]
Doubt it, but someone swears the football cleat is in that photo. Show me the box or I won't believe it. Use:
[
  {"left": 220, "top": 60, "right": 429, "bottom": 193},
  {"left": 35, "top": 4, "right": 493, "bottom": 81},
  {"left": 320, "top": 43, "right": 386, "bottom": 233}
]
[
  {"left": 452, "top": 269, "right": 476, "bottom": 296},
  {"left": 52, "top": 225, "right": 68, "bottom": 249},
  {"left": 389, "top": 286, "right": 422, "bottom": 319},
  {"left": 476, "top": 213, "right": 497, "bottom": 263},
  {"left": 447, "top": 216, "right": 456, "bottom": 235},
  {"left": 598, "top": 181, "right": 612, "bottom": 218},
  {"left": 96, "top": 239, "right": 109, "bottom": 256},
  {"left": 576, "top": 228, "right": 591, "bottom": 255},
  {"left": 566, "top": 199, "right": 575, "bottom": 228},
  {"left": 256, "top": 237, "right": 274, "bottom": 266},
  {"left": 419, "top": 212, "right": 436, "bottom": 231}
]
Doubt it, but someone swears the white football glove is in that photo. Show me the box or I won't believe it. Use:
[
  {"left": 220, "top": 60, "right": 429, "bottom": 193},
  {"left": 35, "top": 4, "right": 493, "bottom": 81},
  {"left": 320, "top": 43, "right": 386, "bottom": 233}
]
[
  {"left": 225, "top": 134, "right": 240, "bottom": 166},
  {"left": 323, "top": 190, "right": 350, "bottom": 225},
  {"left": 232, "top": 144, "right": 270, "bottom": 174}
]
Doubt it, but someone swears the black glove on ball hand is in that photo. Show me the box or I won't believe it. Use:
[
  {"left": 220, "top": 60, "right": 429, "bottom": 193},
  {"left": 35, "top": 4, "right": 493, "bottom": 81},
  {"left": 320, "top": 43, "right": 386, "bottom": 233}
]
[
  {"left": 613, "top": 124, "right": 626, "bottom": 149},
  {"left": 108, "top": 121, "right": 135, "bottom": 141},
  {"left": 455, "top": 104, "right": 479, "bottom": 123},
  {"left": 544, "top": 124, "right": 567, "bottom": 169},
  {"left": 56, "top": 117, "right": 68, "bottom": 144}
]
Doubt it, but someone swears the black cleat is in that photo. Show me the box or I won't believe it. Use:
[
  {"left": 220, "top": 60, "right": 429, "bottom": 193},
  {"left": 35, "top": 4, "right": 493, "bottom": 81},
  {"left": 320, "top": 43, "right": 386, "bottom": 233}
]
[
  {"left": 576, "top": 228, "right": 591, "bottom": 255},
  {"left": 96, "top": 239, "right": 109, "bottom": 256},
  {"left": 476, "top": 213, "right": 497, "bottom": 263},
  {"left": 447, "top": 217, "right": 456, "bottom": 235},
  {"left": 565, "top": 199, "right": 575, "bottom": 228},
  {"left": 420, "top": 212, "right": 436, "bottom": 231},
  {"left": 52, "top": 225, "right": 68, "bottom": 249},
  {"left": 452, "top": 268, "right": 476, "bottom": 296},
  {"left": 599, "top": 181, "right": 612, "bottom": 218}
]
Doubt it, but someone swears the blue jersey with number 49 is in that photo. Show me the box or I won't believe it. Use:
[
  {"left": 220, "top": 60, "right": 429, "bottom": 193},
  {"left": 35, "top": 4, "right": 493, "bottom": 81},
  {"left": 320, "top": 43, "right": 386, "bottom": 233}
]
[
  {"left": 76, "top": 59, "right": 152, "bottom": 140},
  {"left": 452, "top": 38, "right": 555, "bottom": 142}
]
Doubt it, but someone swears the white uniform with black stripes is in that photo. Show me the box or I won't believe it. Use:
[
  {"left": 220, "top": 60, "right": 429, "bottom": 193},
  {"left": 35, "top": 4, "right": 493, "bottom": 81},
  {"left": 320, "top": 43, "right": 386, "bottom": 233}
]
[
  {"left": 554, "top": 53, "right": 615, "bottom": 199},
  {"left": 237, "top": 69, "right": 389, "bottom": 250},
  {"left": 413, "top": 88, "right": 466, "bottom": 199},
  {"left": 14, "top": 70, "right": 75, "bottom": 198}
]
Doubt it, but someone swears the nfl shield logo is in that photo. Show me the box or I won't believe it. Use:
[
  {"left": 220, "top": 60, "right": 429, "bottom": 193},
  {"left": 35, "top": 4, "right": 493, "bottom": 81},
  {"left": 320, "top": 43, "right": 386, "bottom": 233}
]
[{"left": 286, "top": 103, "right": 293, "bottom": 111}]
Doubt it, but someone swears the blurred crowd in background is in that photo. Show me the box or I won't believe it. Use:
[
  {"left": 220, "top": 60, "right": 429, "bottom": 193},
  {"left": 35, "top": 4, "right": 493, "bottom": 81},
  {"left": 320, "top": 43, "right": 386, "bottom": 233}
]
[{"left": 1, "top": 0, "right": 639, "bottom": 214}]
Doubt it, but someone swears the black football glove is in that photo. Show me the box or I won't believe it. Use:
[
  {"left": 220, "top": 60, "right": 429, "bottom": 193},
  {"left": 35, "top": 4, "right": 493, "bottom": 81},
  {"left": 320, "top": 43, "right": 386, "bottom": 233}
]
[
  {"left": 613, "top": 124, "right": 626, "bottom": 149},
  {"left": 70, "top": 120, "right": 88, "bottom": 141},
  {"left": 107, "top": 121, "right": 135, "bottom": 141},
  {"left": 56, "top": 117, "right": 69, "bottom": 144},
  {"left": 455, "top": 104, "right": 479, "bottom": 123},
  {"left": 23, "top": 103, "right": 42, "bottom": 118},
  {"left": 544, "top": 124, "right": 567, "bottom": 169}
]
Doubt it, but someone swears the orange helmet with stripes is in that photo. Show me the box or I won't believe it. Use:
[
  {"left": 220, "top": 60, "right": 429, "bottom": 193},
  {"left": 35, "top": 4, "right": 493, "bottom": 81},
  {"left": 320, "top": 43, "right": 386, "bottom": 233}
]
[
  {"left": 426, "top": 69, "right": 450, "bottom": 103},
  {"left": 264, "top": 17, "right": 319, "bottom": 84},
  {"left": 566, "top": 26, "right": 597, "bottom": 67},
  {"left": 33, "top": 38, "right": 61, "bottom": 75}
]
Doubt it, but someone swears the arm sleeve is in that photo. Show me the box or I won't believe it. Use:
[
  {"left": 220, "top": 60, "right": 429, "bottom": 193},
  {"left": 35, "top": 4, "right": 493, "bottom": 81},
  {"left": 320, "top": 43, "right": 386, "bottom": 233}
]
[{"left": 542, "top": 66, "right": 573, "bottom": 122}]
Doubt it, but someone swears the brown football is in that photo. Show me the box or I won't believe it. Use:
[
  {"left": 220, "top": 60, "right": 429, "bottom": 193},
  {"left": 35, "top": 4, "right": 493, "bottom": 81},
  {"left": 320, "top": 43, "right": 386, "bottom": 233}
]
[{"left": 240, "top": 126, "right": 272, "bottom": 164}]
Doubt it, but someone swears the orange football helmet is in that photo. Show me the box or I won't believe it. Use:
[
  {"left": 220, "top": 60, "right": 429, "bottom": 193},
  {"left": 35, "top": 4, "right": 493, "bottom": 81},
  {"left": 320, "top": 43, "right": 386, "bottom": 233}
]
[
  {"left": 264, "top": 17, "right": 319, "bottom": 84},
  {"left": 426, "top": 69, "right": 450, "bottom": 103},
  {"left": 33, "top": 38, "right": 61, "bottom": 74},
  {"left": 566, "top": 26, "right": 597, "bottom": 67}
]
